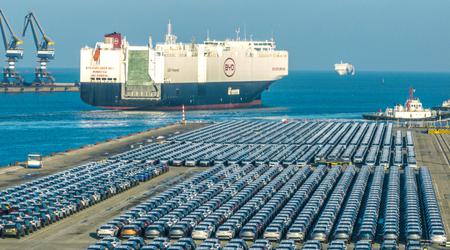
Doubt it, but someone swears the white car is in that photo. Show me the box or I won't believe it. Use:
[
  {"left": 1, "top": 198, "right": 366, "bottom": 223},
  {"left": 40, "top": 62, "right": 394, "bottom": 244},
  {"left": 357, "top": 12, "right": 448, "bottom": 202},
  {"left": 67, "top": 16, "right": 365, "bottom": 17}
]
[{"left": 96, "top": 224, "right": 119, "bottom": 238}]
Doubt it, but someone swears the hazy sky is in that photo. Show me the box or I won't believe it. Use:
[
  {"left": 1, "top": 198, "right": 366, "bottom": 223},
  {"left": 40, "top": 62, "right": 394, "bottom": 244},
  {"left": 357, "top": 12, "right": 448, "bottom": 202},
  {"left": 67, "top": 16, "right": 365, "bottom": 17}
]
[{"left": 2, "top": 0, "right": 450, "bottom": 71}]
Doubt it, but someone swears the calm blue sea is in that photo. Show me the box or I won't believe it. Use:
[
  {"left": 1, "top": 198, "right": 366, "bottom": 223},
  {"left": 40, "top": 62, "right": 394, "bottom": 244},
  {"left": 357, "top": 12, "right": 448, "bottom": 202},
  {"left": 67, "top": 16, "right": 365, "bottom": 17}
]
[{"left": 0, "top": 70, "right": 449, "bottom": 166}]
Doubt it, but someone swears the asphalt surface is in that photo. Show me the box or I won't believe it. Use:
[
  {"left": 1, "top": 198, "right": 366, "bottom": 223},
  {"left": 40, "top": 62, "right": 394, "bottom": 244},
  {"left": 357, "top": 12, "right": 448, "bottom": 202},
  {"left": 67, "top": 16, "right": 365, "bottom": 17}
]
[{"left": 413, "top": 130, "right": 450, "bottom": 237}]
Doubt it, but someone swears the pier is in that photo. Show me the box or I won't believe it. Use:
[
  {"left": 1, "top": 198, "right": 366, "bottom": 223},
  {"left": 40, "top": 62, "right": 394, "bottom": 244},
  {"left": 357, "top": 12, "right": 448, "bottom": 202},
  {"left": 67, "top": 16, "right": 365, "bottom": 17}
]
[
  {"left": 0, "top": 121, "right": 449, "bottom": 250},
  {"left": 0, "top": 83, "right": 80, "bottom": 93},
  {"left": 414, "top": 130, "right": 450, "bottom": 236}
]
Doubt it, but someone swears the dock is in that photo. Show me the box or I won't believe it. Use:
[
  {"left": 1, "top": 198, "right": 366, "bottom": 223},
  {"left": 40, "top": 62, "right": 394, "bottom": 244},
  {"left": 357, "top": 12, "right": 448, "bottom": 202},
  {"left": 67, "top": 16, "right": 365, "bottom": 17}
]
[
  {"left": 0, "top": 122, "right": 209, "bottom": 189},
  {"left": 414, "top": 130, "right": 450, "bottom": 236},
  {"left": 1, "top": 83, "right": 79, "bottom": 93},
  {"left": 0, "top": 120, "right": 449, "bottom": 250}
]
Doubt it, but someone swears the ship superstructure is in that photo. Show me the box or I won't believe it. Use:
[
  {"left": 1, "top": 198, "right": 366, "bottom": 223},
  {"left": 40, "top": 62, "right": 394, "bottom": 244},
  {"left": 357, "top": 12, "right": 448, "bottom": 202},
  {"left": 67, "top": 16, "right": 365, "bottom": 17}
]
[
  {"left": 80, "top": 22, "right": 288, "bottom": 110},
  {"left": 433, "top": 99, "right": 450, "bottom": 111},
  {"left": 334, "top": 61, "right": 355, "bottom": 76}
]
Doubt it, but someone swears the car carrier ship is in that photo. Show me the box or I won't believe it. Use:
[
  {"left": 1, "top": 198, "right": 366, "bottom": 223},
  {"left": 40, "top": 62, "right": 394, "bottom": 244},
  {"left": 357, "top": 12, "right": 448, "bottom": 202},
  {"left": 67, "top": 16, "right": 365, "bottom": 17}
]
[{"left": 79, "top": 22, "right": 289, "bottom": 110}]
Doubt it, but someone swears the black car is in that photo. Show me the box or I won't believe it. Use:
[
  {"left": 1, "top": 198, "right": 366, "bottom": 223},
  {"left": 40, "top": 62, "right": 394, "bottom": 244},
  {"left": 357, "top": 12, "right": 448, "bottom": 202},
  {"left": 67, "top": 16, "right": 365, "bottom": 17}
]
[{"left": 2, "top": 222, "right": 26, "bottom": 238}]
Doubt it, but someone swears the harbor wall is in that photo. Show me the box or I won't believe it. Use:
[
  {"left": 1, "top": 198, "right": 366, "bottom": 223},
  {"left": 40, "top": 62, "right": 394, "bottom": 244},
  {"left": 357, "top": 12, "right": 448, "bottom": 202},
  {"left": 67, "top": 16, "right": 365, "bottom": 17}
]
[{"left": 1, "top": 83, "right": 80, "bottom": 93}]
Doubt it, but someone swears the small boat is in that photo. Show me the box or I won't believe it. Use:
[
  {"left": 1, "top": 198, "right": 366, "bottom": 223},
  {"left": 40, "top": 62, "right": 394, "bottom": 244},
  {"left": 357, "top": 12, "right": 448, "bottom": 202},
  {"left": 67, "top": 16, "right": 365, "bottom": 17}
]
[
  {"left": 334, "top": 61, "right": 355, "bottom": 76},
  {"left": 363, "top": 87, "right": 450, "bottom": 121}
]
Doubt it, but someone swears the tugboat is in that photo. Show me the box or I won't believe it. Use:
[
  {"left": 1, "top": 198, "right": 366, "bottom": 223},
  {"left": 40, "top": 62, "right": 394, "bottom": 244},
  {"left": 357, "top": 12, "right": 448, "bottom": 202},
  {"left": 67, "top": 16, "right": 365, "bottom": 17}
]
[
  {"left": 363, "top": 87, "right": 450, "bottom": 121},
  {"left": 334, "top": 61, "right": 355, "bottom": 76}
]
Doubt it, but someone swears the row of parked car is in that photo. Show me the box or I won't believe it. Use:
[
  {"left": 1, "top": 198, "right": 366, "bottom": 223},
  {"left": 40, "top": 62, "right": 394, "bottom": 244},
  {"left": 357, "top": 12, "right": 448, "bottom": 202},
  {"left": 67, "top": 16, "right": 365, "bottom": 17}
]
[
  {"left": 418, "top": 167, "right": 447, "bottom": 244},
  {"left": 91, "top": 164, "right": 294, "bottom": 249},
  {"left": 403, "top": 166, "right": 423, "bottom": 241},
  {"left": 192, "top": 165, "right": 277, "bottom": 241},
  {"left": 155, "top": 165, "right": 257, "bottom": 240},
  {"left": 264, "top": 166, "right": 327, "bottom": 243},
  {"left": 310, "top": 166, "right": 356, "bottom": 242},
  {"left": 98, "top": 164, "right": 235, "bottom": 239},
  {"left": 215, "top": 166, "right": 298, "bottom": 241},
  {"left": 88, "top": 162, "right": 447, "bottom": 250},
  {"left": 0, "top": 161, "right": 168, "bottom": 239},
  {"left": 171, "top": 120, "right": 309, "bottom": 145},
  {"left": 239, "top": 167, "right": 312, "bottom": 241},
  {"left": 357, "top": 166, "right": 384, "bottom": 242},
  {"left": 383, "top": 166, "right": 400, "bottom": 241},
  {"left": 286, "top": 167, "right": 342, "bottom": 242},
  {"left": 333, "top": 166, "right": 370, "bottom": 242},
  {"left": 92, "top": 165, "right": 252, "bottom": 245},
  {"left": 105, "top": 121, "right": 417, "bottom": 168}
]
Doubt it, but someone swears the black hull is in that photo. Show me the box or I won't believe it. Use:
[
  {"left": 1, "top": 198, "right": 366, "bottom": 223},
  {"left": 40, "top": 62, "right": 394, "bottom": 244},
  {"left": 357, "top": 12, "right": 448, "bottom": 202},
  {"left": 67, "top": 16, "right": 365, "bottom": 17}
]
[
  {"left": 80, "top": 81, "right": 273, "bottom": 110},
  {"left": 432, "top": 106, "right": 450, "bottom": 111},
  {"left": 362, "top": 113, "right": 450, "bottom": 121}
]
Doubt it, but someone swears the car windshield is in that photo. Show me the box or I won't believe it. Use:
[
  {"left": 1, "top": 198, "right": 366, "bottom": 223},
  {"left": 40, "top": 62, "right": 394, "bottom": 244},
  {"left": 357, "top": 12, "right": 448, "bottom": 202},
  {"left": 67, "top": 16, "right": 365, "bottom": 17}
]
[
  {"left": 103, "top": 237, "right": 118, "bottom": 242},
  {"left": 28, "top": 155, "right": 42, "bottom": 161},
  {"left": 5, "top": 224, "right": 16, "bottom": 229}
]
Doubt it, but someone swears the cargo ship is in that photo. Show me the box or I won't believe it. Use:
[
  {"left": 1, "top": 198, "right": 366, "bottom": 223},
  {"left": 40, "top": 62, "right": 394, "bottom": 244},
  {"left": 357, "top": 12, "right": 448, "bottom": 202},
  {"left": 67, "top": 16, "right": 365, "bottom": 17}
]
[
  {"left": 79, "top": 22, "right": 289, "bottom": 110},
  {"left": 334, "top": 61, "right": 355, "bottom": 76},
  {"left": 362, "top": 88, "right": 450, "bottom": 121}
]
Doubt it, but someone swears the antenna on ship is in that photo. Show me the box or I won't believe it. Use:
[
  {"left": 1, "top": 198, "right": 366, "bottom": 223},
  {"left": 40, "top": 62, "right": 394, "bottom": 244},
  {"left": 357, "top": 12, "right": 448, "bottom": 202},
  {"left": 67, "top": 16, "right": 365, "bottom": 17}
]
[
  {"left": 148, "top": 36, "right": 153, "bottom": 49},
  {"left": 271, "top": 30, "right": 274, "bottom": 42},
  {"left": 165, "top": 19, "right": 177, "bottom": 44},
  {"left": 235, "top": 27, "right": 240, "bottom": 41},
  {"left": 206, "top": 29, "right": 210, "bottom": 41},
  {"left": 191, "top": 36, "right": 196, "bottom": 49},
  {"left": 168, "top": 19, "right": 172, "bottom": 35},
  {"left": 244, "top": 24, "right": 247, "bottom": 41}
]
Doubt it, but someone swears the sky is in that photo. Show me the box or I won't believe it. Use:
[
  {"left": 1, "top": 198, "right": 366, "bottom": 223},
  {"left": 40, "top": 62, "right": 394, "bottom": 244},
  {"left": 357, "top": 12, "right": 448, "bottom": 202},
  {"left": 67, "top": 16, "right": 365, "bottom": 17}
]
[{"left": 2, "top": 0, "right": 450, "bottom": 72}]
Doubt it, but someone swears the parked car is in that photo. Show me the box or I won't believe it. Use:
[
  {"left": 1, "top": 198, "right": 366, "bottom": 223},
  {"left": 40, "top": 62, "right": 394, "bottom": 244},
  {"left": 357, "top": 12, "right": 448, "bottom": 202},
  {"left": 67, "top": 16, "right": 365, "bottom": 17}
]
[
  {"left": 2, "top": 222, "right": 26, "bottom": 239},
  {"left": 120, "top": 224, "right": 143, "bottom": 239},
  {"left": 101, "top": 236, "right": 121, "bottom": 248},
  {"left": 97, "top": 224, "right": 119, "bottom": 238}
]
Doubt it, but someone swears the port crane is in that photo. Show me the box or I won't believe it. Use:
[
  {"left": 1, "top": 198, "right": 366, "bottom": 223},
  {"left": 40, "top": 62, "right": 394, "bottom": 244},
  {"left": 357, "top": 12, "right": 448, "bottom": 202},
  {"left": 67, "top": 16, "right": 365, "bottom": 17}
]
[
  {"left": 0, "top": 9, "right": 24, "bottom": 85},
  {"left": 22, "top": 12, "right": 55, "bottom": 84}
]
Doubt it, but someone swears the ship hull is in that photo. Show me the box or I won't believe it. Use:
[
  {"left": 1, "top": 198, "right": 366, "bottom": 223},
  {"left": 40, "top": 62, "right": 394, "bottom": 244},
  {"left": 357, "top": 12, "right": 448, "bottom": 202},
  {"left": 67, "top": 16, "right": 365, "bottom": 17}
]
[
  {"left": 362, "top": 113, "right": 450, "bottom": 121},
  {"left": 432, "top": 106, "right": 450, "bottom": 111},
  {"left": 335, "top": 70, "right": 348, "bottom": 76},
  {"left": 80, "top": 81, "right": 273, "bottom": 110}
]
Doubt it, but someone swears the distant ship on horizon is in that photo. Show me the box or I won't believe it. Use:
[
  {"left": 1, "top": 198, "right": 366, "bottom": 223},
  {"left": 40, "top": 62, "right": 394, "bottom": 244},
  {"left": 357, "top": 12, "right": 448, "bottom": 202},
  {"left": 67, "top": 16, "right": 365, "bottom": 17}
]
[{"left": 334, "top": 61, "right": 355, "bottom": 76}]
